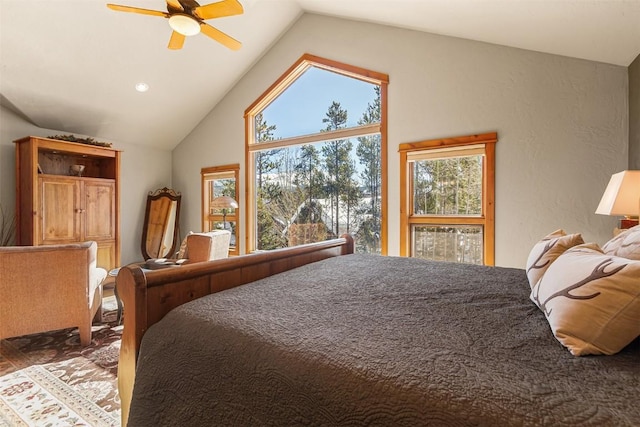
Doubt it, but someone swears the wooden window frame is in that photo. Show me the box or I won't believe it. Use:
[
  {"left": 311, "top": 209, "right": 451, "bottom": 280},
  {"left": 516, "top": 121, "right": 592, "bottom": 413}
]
[
  {"left": 244, "top": 53, "right": 389, "bottom": 254},
  {"left": 399, "top": 132, "right": 497, "bottom": 265},
  {"left": 201, "top": 163, "right": 240, "bottom": 256}
]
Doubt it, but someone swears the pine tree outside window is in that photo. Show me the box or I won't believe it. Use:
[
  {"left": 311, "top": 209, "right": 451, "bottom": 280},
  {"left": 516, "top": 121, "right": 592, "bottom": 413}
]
[
  {"left": 245, "top": 54, "right": 389, "bottom": 254},
  {"left": 399, "top": 133, "right": 497, "bottom": 265}
]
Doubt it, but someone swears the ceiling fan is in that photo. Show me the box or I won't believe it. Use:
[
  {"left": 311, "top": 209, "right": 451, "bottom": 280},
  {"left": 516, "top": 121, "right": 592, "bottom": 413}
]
[{"left": 107, "top": 0, "right": 243, "bottom": 50}]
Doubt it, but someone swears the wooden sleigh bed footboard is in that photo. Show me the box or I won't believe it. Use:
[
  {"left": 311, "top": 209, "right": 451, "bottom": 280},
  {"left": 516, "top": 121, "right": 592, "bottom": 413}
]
[{"left": 116, "top": 235, "right": 354, "bottom": 425}]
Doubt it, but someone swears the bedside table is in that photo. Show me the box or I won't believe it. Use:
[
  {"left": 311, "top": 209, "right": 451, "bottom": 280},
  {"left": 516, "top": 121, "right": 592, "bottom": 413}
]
[{"left": 103, "top": 270, "right": 123, "bottom": 325}]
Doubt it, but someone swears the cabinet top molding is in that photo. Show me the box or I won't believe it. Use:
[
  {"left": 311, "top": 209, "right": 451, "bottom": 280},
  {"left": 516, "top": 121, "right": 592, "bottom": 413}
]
[{"left": 14, "top": 136, "right": 123, "bottom": 155}]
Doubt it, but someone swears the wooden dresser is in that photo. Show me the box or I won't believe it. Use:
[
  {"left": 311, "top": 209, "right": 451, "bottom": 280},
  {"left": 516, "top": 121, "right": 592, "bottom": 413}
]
[{"left": 14, "top": 136, "right": 121, "bottom": 270}]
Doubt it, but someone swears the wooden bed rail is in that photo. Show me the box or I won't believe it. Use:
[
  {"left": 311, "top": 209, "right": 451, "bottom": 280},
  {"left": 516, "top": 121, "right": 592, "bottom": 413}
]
[{"left": 116, "top": 235, "right": 354, "bottom": 425}]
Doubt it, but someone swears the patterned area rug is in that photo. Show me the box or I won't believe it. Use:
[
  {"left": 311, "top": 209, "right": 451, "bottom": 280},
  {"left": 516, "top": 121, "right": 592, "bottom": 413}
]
[{"left": 0, "top": 297, "right": 121, "bottom": 426}]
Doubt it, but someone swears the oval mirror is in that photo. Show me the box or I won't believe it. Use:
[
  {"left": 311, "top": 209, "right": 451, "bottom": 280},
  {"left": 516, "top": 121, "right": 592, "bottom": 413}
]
[{"left": 141, "top": 187, "right": 181, "bottom": 260}]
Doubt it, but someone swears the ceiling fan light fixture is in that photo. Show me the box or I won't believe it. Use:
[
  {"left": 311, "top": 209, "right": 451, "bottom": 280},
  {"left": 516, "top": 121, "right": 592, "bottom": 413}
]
[
  {"left": 168, "top": 14, "right": 201, "bottom": 36},
  {"left": 135, "top": 82, "right": 149, "bottom": 92}
]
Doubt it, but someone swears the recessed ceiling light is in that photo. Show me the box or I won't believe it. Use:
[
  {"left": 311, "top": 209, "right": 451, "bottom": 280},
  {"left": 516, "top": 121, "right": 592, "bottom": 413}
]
[{"left": 135, "top": 82, "right": 149, "bottom": 92}]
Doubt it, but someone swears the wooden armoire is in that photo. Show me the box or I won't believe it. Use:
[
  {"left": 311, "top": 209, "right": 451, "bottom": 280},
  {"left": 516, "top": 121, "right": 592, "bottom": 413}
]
[{"left": 14, "top": 136, "right": 121, "bottom": 271}]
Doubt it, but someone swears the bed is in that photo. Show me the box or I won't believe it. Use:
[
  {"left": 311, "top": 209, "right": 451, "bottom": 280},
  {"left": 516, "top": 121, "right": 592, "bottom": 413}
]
[{"left": 116, "top": 235, "right": 640, "bottom": 426}]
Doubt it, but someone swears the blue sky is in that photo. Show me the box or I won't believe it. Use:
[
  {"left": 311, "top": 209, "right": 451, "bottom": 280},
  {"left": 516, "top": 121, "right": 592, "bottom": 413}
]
[{"left": 262, "top": 66, "right": 377, "bottom": 139}]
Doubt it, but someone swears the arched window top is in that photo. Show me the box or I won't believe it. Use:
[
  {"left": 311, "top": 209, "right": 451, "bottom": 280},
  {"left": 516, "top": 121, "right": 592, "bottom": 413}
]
[{"left": 245, "top": 54, "right": 389, "bottom": 121}]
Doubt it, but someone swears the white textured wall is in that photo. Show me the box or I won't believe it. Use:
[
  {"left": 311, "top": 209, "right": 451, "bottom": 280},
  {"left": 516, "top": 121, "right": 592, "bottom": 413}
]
[
  {"left": 172, "top": 13, "right": 629, "bottom": 268},
  {"left": 116, "top": 142, "right": 174, "bottom": 264},
  {"left": 0, "top": 105, "right": 173, "bottom": 265},
  {"left": 630, "top": 54, "right": 640, "bottom": 170}
]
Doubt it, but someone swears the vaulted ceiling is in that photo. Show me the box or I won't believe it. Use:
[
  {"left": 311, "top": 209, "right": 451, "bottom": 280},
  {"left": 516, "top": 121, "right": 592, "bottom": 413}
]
[{"left": 1, "top": 0, "right": 639, "bottom": 150}]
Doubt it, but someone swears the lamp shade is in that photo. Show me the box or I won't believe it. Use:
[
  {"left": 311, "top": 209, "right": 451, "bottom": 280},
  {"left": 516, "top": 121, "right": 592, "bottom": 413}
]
[
  {"left": 595, "top": 170, "right": 640, "bottom": 216},
  {"left": 210, "top": 196, "right": 238, "bottom": 210}
]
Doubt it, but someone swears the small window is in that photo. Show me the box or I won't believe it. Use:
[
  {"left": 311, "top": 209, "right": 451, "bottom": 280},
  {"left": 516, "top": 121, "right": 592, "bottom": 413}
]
[
  {"left": 399, "top": 133, "right": 497, "bottom": 265},
  {"left": 201, "top": 164, "right": 240, "bottom": 256}
]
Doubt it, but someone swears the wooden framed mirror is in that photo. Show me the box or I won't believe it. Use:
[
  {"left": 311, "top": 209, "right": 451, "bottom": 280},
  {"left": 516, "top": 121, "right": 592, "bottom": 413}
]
[{"left": 141, "top": 187, "right": 181, "bottom": 260}]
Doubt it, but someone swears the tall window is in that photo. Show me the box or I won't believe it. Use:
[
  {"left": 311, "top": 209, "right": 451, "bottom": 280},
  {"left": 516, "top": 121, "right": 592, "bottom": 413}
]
[
  {"left": 399, "top": 132, "right": 497, "bottom": 265},
  {"left": 245, "top": 54, "right": 389, "bottom": 254},
  {"left": 201, "top": 164, "right": 239, "bottom": 256}
]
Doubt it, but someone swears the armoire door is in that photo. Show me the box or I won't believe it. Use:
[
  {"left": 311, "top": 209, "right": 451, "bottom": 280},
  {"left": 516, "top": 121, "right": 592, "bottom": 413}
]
[
  {"left": 84, "top": 180, "right": 116, "bottom": 241},
  {"left": 38, "top": 177, "right": 81, "bottom": 244}
]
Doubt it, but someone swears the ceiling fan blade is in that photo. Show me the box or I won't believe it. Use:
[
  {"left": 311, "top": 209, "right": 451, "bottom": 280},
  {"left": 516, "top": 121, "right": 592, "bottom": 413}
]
[
  {"left": 166, "top": 0, "right": 184, "bottom": 13},
  {"left": 194, "top": 0, "right": 243, "bottom": 20},
  {"left": 168, "top": 31, "right": 186, "bottom": 50},
  {"left": 107, "top": 4, "right": 168, "bottom": 18},
  {"left": 200, "top": 23, "right": 242, "bottom": 50}
]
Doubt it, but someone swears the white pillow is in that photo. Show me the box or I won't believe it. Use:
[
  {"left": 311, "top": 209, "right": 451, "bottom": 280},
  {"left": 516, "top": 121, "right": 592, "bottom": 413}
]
[
  {"left": 602, "top": 224, "right": 640, "bottom": 260},
  {"left": 525, "top": 229, "right": 584, "bottom": 289},
  {"left": 531, "top": 243, "right": 640, "bottom": 356}
]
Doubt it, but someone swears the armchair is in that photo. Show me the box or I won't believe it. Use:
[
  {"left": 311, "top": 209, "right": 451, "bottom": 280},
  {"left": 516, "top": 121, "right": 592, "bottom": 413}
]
[
  {"left": 0, "top": 241, "right": 107, "bottom": 346},
  {"left": 177, "top": 230, "right": 231, "bottom": 264}
]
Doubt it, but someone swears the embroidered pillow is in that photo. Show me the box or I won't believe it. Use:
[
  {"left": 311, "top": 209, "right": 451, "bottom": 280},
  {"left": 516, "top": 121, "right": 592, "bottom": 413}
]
[
  {"left": 602, "top": 224, "right": 640, "bottom": 260},
  {"left": 531, "top": 243, "right": 640, "bottom": 356},
  {"left": 525, "top": 229, "right": 584, "bottom": 289}
]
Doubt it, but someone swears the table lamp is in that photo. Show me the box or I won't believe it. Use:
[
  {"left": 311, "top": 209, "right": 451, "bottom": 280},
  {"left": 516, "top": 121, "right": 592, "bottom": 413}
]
[
  {"left": 210, "top": 196, "right": 238, "bottom": 230},
  {"left": 595, "top": 170, "right": 640, "bottom": 229}
]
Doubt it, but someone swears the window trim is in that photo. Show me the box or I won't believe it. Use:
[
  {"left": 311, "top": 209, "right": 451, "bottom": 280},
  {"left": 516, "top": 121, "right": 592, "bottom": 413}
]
[
  {"left": 399, "top": 132, "right": 497, "bottom": 265},
  {"left": 201, "top": 163, "right": 240, "bottom": 256},
  {"left": 244, "top": 53, "right": 389, "bottom": 254}
]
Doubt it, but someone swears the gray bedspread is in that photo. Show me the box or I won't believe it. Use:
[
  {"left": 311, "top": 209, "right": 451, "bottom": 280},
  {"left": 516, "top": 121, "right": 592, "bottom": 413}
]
[{"left": 128, "top": 254, "right": 640, "bottom": 426}]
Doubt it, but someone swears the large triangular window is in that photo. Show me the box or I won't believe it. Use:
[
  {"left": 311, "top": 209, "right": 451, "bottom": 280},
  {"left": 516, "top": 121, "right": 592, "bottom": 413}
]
[{"left": 245, "top": 54, "right": 388, "bottom": 254}]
